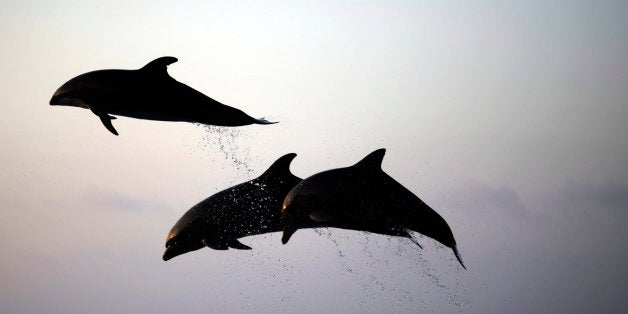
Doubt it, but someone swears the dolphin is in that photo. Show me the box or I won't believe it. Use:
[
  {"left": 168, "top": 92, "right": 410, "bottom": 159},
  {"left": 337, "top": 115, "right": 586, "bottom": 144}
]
[
  {"left": 163, "top": 153, "right": 303, "bottom": 261},
  {"left": 280, "top": 149, "right": 466, "bottom": 269},
  {"left": 50, "top": 56, "right": 275, "bottom": 135}
]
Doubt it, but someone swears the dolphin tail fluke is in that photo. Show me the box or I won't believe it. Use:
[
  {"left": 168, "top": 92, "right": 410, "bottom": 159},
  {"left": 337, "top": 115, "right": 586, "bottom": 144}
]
[
  {"left": 99, "top": 114, "right": 119, "bottom": 136},
  {"left": 228, "top": 239, "right": 252, "bottom": 250},
  {"left": 253, "top": 117, "right": 278, "bottom": 125},
  {"left": 452, "top": 244, "right": 466, "bottom": 270}
]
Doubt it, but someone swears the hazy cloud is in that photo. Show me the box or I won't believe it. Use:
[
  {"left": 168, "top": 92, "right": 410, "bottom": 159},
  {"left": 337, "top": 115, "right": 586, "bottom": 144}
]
[
  {"left": 549, "top": 182, "right": 628, "bottom": 213},
  {"left": 80, "top": 188, "right": 171, "bottom": 213},
  {"left": 435, "top": 181, "right": 527, "bottom": 218}
]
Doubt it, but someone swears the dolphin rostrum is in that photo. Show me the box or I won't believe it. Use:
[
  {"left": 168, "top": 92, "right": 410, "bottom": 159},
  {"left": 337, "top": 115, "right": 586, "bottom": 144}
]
[
  {"left": 280, "top": 149, "right": 466, "bottom": 269},
  {"left": 50, "top": 57, "right": 275, "bottom": 135},
  {"left": 163, "top": 153, "right": 303, "bottom": 261}
]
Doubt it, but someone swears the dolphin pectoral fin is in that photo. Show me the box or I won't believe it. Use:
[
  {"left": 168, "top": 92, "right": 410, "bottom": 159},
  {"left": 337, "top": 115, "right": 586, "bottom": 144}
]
[
  {"left": 408, "top": 233, "right": 424, "bottom": 249},
  {"left": 403, "top": 229, "right": 424, "bottom": 249},
  {"left": 98, "top": 114, "right": 119, "bottom": 136},
  {"left": 86, "top": 105, "right": 119, "bottom": 136},
  {"left": 228, "top": 239, "right": 252, "bottom": 250},
  {"left": 202, "top": 238, "right": 228, "bottom": 250}
]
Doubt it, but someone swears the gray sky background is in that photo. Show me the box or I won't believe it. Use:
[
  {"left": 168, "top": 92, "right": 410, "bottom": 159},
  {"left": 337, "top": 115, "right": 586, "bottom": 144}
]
[{"left": 1, "top": 1, "right": 627, "bottom": 313}]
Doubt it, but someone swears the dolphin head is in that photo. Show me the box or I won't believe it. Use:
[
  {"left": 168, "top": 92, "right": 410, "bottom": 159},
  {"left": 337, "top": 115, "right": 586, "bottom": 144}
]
[
  {"left": 49, "top": 69, "right": 125, "bottom": 109},
  {"left": 163, "top": 205, "right": 212, "bottom": 261},
  {"left": 49, "top": 73, "right": 91, "bottom": 108},
  {"left": 280, "top": 170, "right": 347, "bottom": 244},
  {"left": 163, "top": 227, "right": 207, "bottom": 261},
  {"left": 50, "top": 57, "right": 178, "bottom": 109},
  {"left": 280, "top": 185, "right": 310, "bottom": 244}
]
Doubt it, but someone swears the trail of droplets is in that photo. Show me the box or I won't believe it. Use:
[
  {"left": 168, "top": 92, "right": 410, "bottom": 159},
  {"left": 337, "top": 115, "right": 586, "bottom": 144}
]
[
  {"left": 197, "top": 125, "right": 256, "bottom": 181},
  {"left": 312, "top": 229, "right": 469, "bottom": 313},
  {"left": 312, "top": 229, "right": 419, "bottom": 311},
  {"left": 222, "top": 234, "right": 304, "bottom": 314},
  {"left": 408, "top": 232, "right": 469, "bottom": 312}
]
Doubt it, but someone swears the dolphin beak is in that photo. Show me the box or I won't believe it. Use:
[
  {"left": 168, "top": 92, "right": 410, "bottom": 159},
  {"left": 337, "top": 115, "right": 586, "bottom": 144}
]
[
  {"left": 162, "top": 251, "right": 172, "bottom": 261},
  {"left": 49, "top": 94, "right": 60, "bottom": 106},
  {"left": 49, "top": 92, "right": 88, "bottom": 108},
  {"left": 163, "top": 247, "right": 177, "bottom": 261}
]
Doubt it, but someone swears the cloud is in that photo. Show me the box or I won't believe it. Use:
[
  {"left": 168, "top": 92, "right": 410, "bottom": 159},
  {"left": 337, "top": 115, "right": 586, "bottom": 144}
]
[
  {"left": 453, "top": 181, "right": 628, "bottom": 313},
  {"left": 549, "top": 182, "right": 628, "bottom": 214},
  {"left": 435, "top": 180, "right": 628, "bottom": 221},
  {"left": 79, "top": 188, "right": 171, "bottom": 213},
  {"left": 434, "top": 181, "right": 527, "bottom": 218}
]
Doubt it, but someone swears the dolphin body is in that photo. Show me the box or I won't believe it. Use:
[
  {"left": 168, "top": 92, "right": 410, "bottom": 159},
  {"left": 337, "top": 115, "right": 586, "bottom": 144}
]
[
  {"left": 280, "top": 149, "right": 466, "bottom": 269},
  {"left": 163, "top": 153, "right": 303, "bottom": 261},
  {"left": 50, "top": 57, "right": 275, "bottom": 135}
]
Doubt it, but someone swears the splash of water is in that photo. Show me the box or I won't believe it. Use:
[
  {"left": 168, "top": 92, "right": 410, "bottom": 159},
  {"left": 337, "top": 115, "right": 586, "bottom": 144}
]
[
  {"left": 311, "top": 228, "right": 469, "bottom": 312},
  {"left": 196, "top": 124, "right": 256, "bottom": 181}
]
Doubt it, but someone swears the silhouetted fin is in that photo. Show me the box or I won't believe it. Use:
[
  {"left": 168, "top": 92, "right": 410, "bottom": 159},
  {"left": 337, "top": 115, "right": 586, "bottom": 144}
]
[
  {"left": 140, "top": 56, "right": 178, "bottom": 74},
  {"left": 452, "top": 244, "right": 466, "bottom": 269},
  {"left": 228, "top": 239, "right": 252, "bottom": 250},
  {"left": 353, "top": 148, "right": 386, "bottom": 169},
  {"left": 253, "top": 117, "right": 278, "bottom": 125},
  {"left": 260, "top": 153, "right": 297, "bottom": 179},
  {"left": 203, "top": 238, "right": 228, "bottom": 250},
  {"left": 99, "top": 114, "right": 118, "bottom": 136},
  {"left": 407, "top": 230, "right": 424, "bottom": 249}
]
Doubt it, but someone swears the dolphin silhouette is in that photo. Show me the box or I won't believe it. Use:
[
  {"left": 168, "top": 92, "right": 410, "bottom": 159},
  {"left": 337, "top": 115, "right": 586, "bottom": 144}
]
[
  {"left": 163, "top": 153, "right": 303, "bottom": 261},
  {"left": 280, "top": 149, "right": 466, "bottom": 269},
  {"left": 50, "top": 57, "right": 275, "bottom": 135}
]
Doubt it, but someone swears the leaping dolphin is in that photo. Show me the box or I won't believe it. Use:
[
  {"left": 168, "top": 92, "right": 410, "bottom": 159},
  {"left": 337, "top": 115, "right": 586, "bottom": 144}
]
[
  {"left": 50, "top": 57, "right": 275, "bottom": 135},
  {"left": 163, "top": 153, "right": 303, "bottom": 261},
  {"left": 280, "top": 149, "right": 466, "bottom": 269}
]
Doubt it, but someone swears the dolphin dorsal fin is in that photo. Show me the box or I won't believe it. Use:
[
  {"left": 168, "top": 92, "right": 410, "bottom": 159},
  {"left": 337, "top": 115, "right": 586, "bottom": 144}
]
[
  {"left": 354, "top": 148, "right": 386, "bottom": 169},
  {"left": 260, "top": 153, "right": 298, "bottom": 179},
  {"left": 140, "top": 56, "right": 178, "bottom": 73}
]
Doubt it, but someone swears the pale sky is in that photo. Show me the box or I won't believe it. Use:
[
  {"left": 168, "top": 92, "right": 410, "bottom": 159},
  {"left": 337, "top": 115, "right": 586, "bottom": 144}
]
[{"left": 1, "top": 1, "right": 627, "bottom": 313}]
